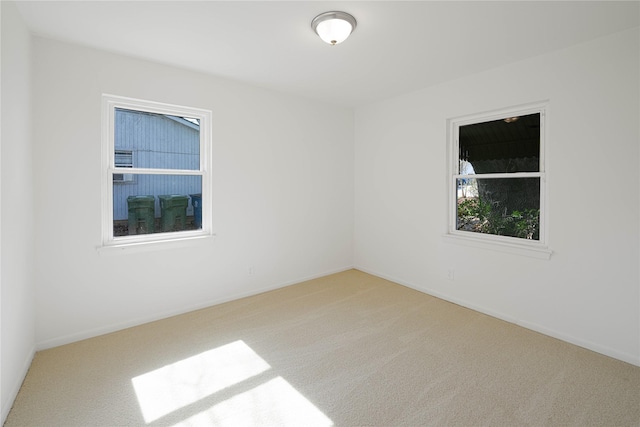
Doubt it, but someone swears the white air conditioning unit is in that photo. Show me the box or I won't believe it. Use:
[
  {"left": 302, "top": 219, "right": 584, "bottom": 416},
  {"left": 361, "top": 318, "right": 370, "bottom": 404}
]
[
  {"left": 114, "top": 149, "right": 134, "bottom": 183},
  {"left": 113, "top": 173, "right": 134, "bottom": 183}
]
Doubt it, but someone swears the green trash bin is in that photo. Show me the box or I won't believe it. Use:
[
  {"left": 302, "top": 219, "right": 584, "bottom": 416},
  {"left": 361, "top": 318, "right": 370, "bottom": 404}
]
[
  {"left": 127, "top": 195, "right": 155, "bottom": 235},
  {"left": 159, "top": 195, "right": 189, "bottom": 232}
]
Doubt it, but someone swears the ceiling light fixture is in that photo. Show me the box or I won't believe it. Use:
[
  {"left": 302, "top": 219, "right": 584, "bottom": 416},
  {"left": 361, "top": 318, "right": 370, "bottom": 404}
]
[{"left": 311, "top": 11, "right": 357, "bottom": 46}]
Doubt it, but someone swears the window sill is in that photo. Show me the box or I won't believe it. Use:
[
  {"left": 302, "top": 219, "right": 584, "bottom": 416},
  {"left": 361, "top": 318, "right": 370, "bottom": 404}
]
[
  {"left": 97, "top": 233, "right": 215, "bottom": 255},
  {"left": 442, "top": 233, "right": 552, "bottom": 260}
]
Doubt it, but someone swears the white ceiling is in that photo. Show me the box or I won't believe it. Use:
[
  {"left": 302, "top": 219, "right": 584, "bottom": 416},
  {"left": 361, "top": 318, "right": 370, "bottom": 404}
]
[{"left": 14, "top": 1, "right": 640, "bottom": 107}]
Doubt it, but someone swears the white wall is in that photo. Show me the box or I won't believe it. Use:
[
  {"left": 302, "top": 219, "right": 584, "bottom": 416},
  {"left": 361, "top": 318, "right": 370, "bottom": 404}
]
[
  {"left": 354, "top": 27, "right": 640, "bottom": 365},
  {"left": 1, "top": 1, "right": 36, "bottom": 422},
  {"left": 32, "top": 38, "right": 354, "bottom": 348}
]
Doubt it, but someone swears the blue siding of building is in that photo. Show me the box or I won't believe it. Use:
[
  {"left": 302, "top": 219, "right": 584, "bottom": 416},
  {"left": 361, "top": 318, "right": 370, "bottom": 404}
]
[{"left": 113, "top": 109, "right": 202, "bottom": 220}]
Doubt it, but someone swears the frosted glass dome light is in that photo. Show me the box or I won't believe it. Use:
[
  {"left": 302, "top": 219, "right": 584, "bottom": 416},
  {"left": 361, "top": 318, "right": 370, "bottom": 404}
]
[{"left": 311, "top": 11, "right": 357, "bottom": 45}]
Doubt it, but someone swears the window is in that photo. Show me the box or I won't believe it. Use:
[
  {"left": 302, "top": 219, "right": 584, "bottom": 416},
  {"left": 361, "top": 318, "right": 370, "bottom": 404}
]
[
  {"left": 447, "top": 103, "right": 550, "bottom": 257},
  {"left": 101, "top": 95, "right": 213, "bottom": 248}
]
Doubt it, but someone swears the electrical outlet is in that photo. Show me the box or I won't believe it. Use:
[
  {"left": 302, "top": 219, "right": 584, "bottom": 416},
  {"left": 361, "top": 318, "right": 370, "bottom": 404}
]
[
  {"left": 447, "top": 270, "right": 455, "bottom": 281},
  {"left": 248, "top": 265, "right": 255, "bottom": 275}
]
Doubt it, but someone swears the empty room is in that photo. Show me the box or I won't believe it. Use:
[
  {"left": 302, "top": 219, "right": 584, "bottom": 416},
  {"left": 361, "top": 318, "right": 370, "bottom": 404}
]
[{"left": 2, "top": 1, "right": 639, "bottom": 426}]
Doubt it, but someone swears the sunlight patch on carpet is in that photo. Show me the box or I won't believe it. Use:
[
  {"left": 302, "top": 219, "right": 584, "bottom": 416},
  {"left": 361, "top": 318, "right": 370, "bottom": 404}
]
[
  {"left": 171, "top": 376, "right": 333, "bottom": 427},
  {"left": 132, "top": 340, "right": 270, "bottom": 423}
]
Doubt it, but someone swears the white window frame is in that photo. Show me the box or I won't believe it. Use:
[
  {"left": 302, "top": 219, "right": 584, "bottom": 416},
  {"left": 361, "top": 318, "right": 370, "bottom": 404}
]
[
  {"left": 445, "top": 102, "right": 552, "bottom": 259},
  {"left": 100, "top": 94, "right": 213, "bottom": 250}
]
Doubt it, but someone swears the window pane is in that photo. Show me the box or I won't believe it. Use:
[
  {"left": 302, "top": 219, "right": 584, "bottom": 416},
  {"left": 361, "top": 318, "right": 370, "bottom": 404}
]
[
  {"left": 457, "top": 177, "right": 540, "bottom": 240},
  {"left": 459, "top": 113, "right": 540, "bottom": 174},
  {"left": 115, "top": 108, "right": 200, "bottom": 171},
  {"left": 113, "top": 174, "right": 202, "bottom": 237}
]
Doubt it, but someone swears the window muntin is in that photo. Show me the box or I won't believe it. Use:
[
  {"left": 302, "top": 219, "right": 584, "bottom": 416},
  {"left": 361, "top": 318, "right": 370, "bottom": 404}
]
[
  {"left": 102, "top": 95, "right": 212, "bottom": 247},
  {"left": 450, "top": 105, "right": 546, "bottom": 247}
]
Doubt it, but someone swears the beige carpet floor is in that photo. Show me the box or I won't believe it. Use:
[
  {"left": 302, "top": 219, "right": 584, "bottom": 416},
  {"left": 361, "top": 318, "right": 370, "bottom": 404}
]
[{"left": 5, "top": 269, "right": 640, "bottom": 426}]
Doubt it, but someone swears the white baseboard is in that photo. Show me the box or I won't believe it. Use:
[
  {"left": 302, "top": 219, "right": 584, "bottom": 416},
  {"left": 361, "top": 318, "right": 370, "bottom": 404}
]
[
  {"left": 1, "top": 345, "right": 36, "bottom": 425},
  {"left": 354, "top": 265, "right": 640, "bottom": 367},
  {"left": 36, "top": 265, "right": 354, "bottom": 351}
]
